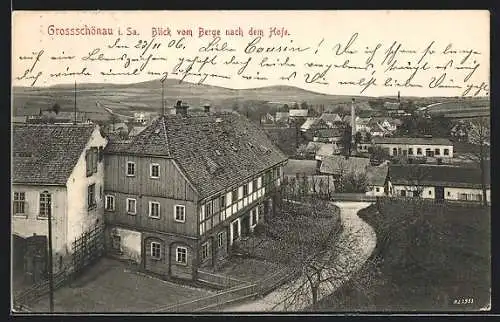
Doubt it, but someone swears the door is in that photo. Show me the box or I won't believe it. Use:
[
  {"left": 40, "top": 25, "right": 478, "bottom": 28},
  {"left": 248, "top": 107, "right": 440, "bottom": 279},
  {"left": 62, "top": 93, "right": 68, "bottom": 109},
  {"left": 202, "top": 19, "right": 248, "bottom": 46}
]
[
  {"left": 435, "top": 186, "right": 445, "bottom": 200},
  {"left": 232, "top": 221, "right": 239, "bottom": 242},
  {"left": 241, "top": 215, "right": 250, "bottom": 237},
  {"left": 25, "top": 235, "right": 47, "bottom": 284}
]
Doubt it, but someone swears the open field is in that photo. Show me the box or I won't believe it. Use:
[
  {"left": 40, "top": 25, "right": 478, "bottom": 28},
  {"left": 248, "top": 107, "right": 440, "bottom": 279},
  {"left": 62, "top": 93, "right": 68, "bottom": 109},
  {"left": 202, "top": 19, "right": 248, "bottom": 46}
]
[
  {"left": 27, "top": 257, "right": 214, "bottom": 313},
  {"left": 313, "top": 200, "right": 490, "bottom": 312},
  {"left": 13, "top": 81, "right": 374, "bottom": 120}
]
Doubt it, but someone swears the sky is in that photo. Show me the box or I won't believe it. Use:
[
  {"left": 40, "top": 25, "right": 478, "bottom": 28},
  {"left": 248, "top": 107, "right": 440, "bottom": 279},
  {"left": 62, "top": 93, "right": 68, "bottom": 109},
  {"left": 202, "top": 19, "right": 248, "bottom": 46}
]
[{"left": 12, "top": 10, "right": 490, "bottom": 97}]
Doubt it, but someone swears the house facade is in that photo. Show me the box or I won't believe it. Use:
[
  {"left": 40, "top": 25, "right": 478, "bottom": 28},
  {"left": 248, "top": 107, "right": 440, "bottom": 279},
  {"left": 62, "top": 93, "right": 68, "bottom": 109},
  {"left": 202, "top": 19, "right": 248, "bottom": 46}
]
[
  {"left": 372, "top": 137, "right": 454, "bottom": 159},
  {"left": 12, "top": 123, "right": 107, "bottom": 282},
  {"left": 103, "top": 105, "right": 287, "bottom": 281},
  {"left": 386, "top": 164, "right": 490, "bottom": 203},
  {"left": 365, "top": 164, "right": 389, "bottom": 196}
]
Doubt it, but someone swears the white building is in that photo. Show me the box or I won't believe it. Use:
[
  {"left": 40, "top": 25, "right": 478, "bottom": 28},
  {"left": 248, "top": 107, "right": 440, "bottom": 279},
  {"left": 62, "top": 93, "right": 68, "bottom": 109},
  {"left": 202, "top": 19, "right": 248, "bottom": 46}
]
[
  {"left": 365, "top": 164, "right": 389, "bottom": 196},
  {"left": 12, "top": 123, "right": 107, "bottom": 280},
  {"left": 372, "top": 137, "right": 454, "bottom": 159},
  {"left": 387, "top": 164, "right": 490, "bottom": 203}
]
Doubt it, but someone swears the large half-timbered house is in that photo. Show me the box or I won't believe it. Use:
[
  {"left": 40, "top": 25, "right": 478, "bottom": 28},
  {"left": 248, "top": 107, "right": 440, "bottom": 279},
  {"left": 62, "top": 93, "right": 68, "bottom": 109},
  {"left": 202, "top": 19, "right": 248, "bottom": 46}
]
[{"left": 103, "top": 103, "right": 287, "bottom": 281}]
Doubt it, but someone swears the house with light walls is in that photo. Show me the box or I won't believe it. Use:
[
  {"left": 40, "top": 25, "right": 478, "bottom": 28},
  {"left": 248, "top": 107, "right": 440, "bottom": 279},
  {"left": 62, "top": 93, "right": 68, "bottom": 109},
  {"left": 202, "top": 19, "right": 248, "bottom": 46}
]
[
  {"left": 12, "top": 123, "right": 107, "bottom": 281},
  {"left": 386, "top": 164, "right": 490, "bottom": 203},
  {"left": 103, "top": 102, "right": 287, "bottom": 281},
  {"left": 372, "top": 137, "right": 454, "bottom": 160}
]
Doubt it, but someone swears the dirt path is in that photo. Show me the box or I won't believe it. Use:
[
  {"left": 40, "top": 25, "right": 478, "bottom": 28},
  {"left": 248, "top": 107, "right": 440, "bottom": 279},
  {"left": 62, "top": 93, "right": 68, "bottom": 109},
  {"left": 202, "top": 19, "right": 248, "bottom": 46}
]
[{"left": 220, "top": 201, "right": 376, "bottom": 312}]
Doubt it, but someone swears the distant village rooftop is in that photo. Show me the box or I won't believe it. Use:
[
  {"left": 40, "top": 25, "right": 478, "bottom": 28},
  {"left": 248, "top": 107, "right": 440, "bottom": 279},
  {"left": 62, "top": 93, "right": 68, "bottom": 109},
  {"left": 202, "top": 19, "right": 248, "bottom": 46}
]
[{"left": 373, "top": 137, "right": 454, "bottom": 146}]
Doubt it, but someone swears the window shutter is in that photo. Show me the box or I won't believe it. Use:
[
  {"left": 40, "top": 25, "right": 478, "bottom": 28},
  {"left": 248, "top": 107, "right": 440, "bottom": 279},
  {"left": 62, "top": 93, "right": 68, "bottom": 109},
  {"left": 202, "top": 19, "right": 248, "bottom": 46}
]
[{"left": 89, "top": 147, "right": 98, "bottom": 173}]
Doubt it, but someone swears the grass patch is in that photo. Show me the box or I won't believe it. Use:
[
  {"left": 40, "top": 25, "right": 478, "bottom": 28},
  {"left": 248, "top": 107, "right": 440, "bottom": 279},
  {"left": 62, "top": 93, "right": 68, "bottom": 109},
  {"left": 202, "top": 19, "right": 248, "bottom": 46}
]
[{"left": 314, "top": 199, "right": 490, "bottom": 312}]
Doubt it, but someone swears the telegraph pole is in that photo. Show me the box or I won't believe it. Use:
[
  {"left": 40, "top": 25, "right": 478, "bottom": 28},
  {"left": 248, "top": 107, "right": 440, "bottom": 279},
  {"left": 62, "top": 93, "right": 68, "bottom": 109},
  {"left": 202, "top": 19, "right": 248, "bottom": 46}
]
[
  {"left": 161, "top": 79, "right": 165, "bottom": 115},
  {"left": 47, "top": 208, "right": 54, "bottom": 312}
]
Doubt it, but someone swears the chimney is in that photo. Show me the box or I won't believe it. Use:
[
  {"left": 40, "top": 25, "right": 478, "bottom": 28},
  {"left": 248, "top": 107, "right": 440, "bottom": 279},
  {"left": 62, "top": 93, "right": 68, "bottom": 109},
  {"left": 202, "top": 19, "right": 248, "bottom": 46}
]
[{"left": 204, "top": 103, "right": 211, "bottom": 113}]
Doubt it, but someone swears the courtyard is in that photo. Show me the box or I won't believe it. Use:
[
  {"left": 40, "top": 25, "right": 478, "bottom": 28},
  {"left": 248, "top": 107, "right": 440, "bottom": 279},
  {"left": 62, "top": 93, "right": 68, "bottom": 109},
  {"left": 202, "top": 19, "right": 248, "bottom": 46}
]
[{"left": 27, "top": 257, "right": 214, "bottom": 313}]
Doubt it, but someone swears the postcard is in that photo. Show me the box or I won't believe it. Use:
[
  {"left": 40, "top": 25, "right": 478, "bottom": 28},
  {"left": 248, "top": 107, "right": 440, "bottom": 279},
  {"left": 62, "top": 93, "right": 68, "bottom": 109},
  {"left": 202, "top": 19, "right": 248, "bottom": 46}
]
[{"left": 11, "top": 10, "right": 490, "bottom": 313}]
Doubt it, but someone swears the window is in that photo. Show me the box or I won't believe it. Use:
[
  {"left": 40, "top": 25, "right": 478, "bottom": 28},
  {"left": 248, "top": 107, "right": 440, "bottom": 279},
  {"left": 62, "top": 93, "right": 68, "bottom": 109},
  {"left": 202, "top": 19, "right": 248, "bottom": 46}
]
[
  {"left": 444, "top": 148, "right": 450, "bottom": 156},
  {"left": 243, "top": 184, "right": 249, "bottom": 196},
  {"left": 428, "top": 190, "right": 432, "bottom": 195},
  {"left": 98, "top": 147, "right": 104, "bottom": 162},
  {"left": 13, "top": 192, "right": 26, "bottom": 216},
  {"left": 425, "top": 148, "right": 433, "bottom": 157},
  {"left": 86, "top": 147, "right": 99, "bottom": 177},
  {"left": 435, "top": 148, "right": 440, "bottom": 156},
  {"left": 205, "top": 203, "right": 212, "bottom": 218},
  {"left": 127, "top": 198, "right": 137, "bottom": 215},
  {"left": 417, "top": 148, "right": 422, "bottom": 155},
  {"left": 392, "top": 148, "right": 397, "bottom": 155},
  {"left": 99, "top": 186, "right": 103, "bottom": 200},
  {"left": 232, "top": 189, "right": 238, "bottom": 203},
  {"left": 92, "top": 147, "right": 98, "bottom": 173},
  {"left": 39, "top": 191, "right": 51, "bottom": 219},
  {"left": 150, "top": 163, "right": 160, "bottom": 178},
  {"left": 253, "top": 179, "right": 258, "bottom": 192},
  {"left": 151, "top": 242, "right": 161, "bottom": 260},
  {"left": 217, "top": 232, "right": 224, "bottom": 248},
  {"left": 126, "top": 161, "right": 136, "bottom": 176},
  {"left": 447, "top": 191, "right": 451, "bottom": 197},
  {"left": 176, "top": 247, "right": 187, "bottom": 264},
  {"left": 201, "top": 242, "right": 209, "bottom": 261},
  {"left": 149, "top": 201, "right": 161, "bottom": 218},
  {"left": 376, "top": 187, "right": 380, "bottom": 192},
  {"left": 400, "top": 190, "right": 406, "bottom": 197},
  {"left": 105, "top": 195, "right": 115, "bottom": 211},
  {"left": 219, "top": 195, "right": 226, "bottom": 209},
  {"left": 175, "top": 205, "right": 185, "bottom": 222},
  {"left": 88, "top": 184, "right": 96, "bottom": 210},
  {"left": 408, "top": 148, "right": 413, "bottom": 155}
]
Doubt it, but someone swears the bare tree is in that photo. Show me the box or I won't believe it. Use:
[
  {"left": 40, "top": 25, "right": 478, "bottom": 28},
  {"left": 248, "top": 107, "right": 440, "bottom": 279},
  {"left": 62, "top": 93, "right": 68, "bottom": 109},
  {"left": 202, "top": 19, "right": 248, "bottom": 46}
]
[
  {"left": 272, "top": 219, "right": 367, "bottom": 310},
  {"left": 468, "top": 117, "right": 490, "bottom": 206}
]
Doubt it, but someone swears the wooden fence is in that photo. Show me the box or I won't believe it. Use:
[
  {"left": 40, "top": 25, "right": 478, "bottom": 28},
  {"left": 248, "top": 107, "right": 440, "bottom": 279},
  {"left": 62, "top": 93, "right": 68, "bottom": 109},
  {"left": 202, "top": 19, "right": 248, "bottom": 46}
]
[
  {"left": 378, "top": 196, "right": 490, "bottom": 208},
  {"left": 256, "top": 266, "right": 301, "bottom": 297},
  {"left": 13, "top": 270, "right": 70, "bottom": 309},
  {"left": 153, "top": 283, "right": 259, "bottom": 312},
  {"left": 197, "top": 270, "right": 250, "bottom": 289},
  {"left": 72, "top": 223, "right": 105, "bottom": 276}
]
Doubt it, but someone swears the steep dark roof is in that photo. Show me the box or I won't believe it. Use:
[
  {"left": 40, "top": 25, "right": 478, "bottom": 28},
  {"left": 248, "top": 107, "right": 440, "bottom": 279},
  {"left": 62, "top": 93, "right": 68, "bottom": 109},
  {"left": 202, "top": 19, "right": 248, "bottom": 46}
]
[
  {"left": 283, "top": 159, "right": 318, "bottom": 176},
  {"left": 105, "top": 112, "right": 287, "bottom": 199},
  {"left": 13, "top": 123, "right": 96, "bottom": 185},
  {"left": 388, "top": 164, "right": 490, "bottom": 189},
  {"left": 373, "top": 137, "right": 453, "bottom": 146},
  {"left": 366, "top": 164, "right": 389, "bottom": 186},
  {"left": 320, "top": 155, "right": 370, "bottom": 175}
]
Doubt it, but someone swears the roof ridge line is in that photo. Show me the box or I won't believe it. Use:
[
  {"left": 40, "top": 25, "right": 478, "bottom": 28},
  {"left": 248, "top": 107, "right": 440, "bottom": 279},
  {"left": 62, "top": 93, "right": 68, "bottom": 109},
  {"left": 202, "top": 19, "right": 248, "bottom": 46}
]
[{"left": 162, "top": 116, "right": 170, "bottom": 155}]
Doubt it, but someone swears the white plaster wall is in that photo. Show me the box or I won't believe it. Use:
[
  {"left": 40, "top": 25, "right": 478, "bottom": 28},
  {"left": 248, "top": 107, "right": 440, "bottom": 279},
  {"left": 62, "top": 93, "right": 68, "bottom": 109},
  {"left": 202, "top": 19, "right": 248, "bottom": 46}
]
[
  {"left": 66, "top": 126, "right": 108, "bottom": 248},
  {"left": 114, "top": 227, "right": 142, "bottom": 263},
  {"left": 12, "top": 185, "right": 68, "bottom": 254},
  {"left": 445, "top": 187, "right": 490, "bottom": 203}
]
